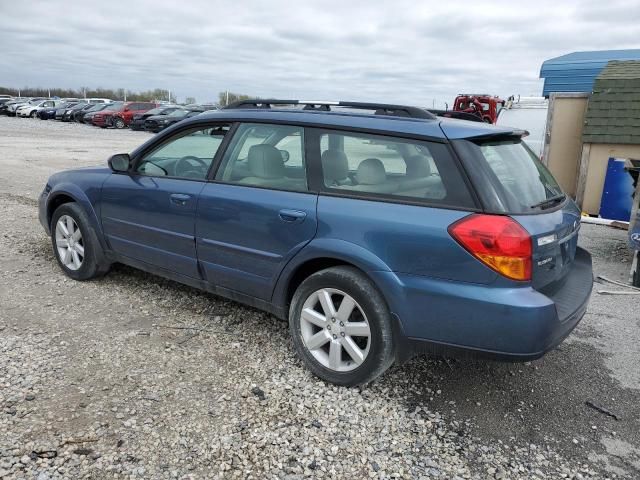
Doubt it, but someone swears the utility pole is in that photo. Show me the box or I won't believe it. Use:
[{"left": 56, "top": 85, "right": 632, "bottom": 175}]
[{"left": 226, "top": 90, "right": 229, "bottom": 106}]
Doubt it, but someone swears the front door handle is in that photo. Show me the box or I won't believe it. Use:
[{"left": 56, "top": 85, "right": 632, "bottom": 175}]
[
  {"left": 170, "top": 193, "right": 191, "bottom": 206},
  {"left": 279, "top": 209, "right": 306, "bottom": 223}
]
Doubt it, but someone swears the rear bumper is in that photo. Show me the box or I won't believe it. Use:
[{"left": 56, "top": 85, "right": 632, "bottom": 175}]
[{"left": 373, "top": 247, "right": 593, "bottom": 362}]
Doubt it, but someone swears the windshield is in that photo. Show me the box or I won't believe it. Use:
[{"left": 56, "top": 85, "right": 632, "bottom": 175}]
[
  {"left": 168, "top": 109, "right": 189, "bottom": 117},
  {"left": 145, "top": 107, "right": 166, "bottom": 115},
  {"left": 104, "top": 102, "right": 124, "bottom": 111},
  {"left": 468, "top": 139, "right": 563, "bottom": 213}
]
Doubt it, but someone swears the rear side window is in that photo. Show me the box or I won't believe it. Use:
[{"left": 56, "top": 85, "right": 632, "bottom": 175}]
[
  {"left": 461, "top": 139, "right": 563, "bottom": 214},
  {"left": 315, "top": 129, "right": 475, "bottom": 208}
]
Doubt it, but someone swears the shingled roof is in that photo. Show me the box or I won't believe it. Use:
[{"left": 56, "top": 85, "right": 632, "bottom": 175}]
[{"left": 582, "top": 60, "right": 640, "bottom": 145}]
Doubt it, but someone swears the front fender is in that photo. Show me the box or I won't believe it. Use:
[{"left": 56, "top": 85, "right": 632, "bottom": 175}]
[
  {"left": 47, "top": 183, "right": 107, "bottom": 251},
  {"left": 271, "top": 237, "right": 392, "bottom": 311}
]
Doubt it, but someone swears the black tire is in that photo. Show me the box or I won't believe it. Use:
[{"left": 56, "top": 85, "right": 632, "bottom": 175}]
[
  {"left": 289, "top": 266, "right": 395, "bottom": 386},
  {"left": 29, "top": 110, "right": 37, "bottom": 118},
  {"left": 113, "top": 117, "right": 126, "bottom": 129},
  {"left": 633, "top": 251, "right": 640, "bottom": 288},
  {"left": 50, "top": 203, "right": 110, "bottom": 281}
]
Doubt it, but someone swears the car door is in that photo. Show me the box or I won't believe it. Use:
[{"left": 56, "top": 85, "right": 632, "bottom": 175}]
[
  {"left": 196, "top": 122, "right": 318, "bottom": 300},
  {"left": 101, "top": 125, "right": 228, "bottom": 278}
]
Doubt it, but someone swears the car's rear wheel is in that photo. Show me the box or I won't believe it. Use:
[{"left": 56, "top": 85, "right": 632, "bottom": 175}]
[
  {"left": 51, "top": 203, "right": 110, "bottom": 281},
  {"left": 289, "top": 266, "right": 395, "bottom": 386},
  {"left": 113, "top": 117, "right": 126, "bottom": 129}
]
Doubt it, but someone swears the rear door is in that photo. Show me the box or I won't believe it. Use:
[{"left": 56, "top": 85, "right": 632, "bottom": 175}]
[
  {"left": 196, "top": 123, "right": 317, "bottom": 300},
  {"left": 101, "top": 125, "right": 227, "bottom": 278}
]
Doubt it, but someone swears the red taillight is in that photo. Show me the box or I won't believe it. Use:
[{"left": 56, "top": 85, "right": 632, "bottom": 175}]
[{"left": 448, "top": 214, "right": 532, "bottom": 281}]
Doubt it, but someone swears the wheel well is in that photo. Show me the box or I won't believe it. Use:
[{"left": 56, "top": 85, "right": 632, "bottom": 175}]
[
  {"left": 285, "top": 258, "right": 356, "bottom": 306},
  {"left": 47, "top": 194, "right": 75, "bottom": 228}
]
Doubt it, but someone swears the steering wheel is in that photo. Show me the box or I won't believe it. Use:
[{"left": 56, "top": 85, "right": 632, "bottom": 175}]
[{"left": 175, "top": 156, "right": 208, "bottom": 178}]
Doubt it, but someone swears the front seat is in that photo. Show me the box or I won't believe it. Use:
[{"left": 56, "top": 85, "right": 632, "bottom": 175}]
[
  {"left": 240, "top": 144, "right": 287, "bottom": 187},
  {"left": 321, "top": 149, "right": 351, "bottom": 186},
  {"left": 347, "top": 158, "right": 397, "bottom": 194}
]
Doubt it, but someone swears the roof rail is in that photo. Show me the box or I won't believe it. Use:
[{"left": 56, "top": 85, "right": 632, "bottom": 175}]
[{"left": 223, "top": 99, "right": 437, "bottom": 120}]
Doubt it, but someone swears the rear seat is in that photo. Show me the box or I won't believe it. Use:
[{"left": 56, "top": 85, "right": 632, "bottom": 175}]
[
  {"left": 337, "top": 158, "right": 398, "bottom": 194},
  {"left": 397, "top": 154, "right": 445, "bottom": 198}
]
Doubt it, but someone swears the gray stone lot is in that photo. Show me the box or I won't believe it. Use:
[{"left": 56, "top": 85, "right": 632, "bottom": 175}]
[{"left": 0, "top": 117, "right": 638, "bottom": 479}]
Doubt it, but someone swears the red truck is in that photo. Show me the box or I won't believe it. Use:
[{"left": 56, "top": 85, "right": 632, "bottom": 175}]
[
  {"left": 92, "top": 101, "right": 158, "bottom": 129},
  {"left": 452, "top": 94, "right": 505, "bottom": 124}
]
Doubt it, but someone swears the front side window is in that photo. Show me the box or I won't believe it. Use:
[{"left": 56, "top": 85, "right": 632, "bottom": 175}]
[
  {"left": 316, "top": 129, "right": 475, "bottom": 207},
  {"left": 216, "top": 123, "right": 307, "bottom": 191},
  {"left": 135, "top": 126, "right": 229, "bottom": 180}
]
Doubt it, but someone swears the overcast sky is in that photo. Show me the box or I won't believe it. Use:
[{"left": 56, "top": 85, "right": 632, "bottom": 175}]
[{"left": 1, "top": 0, "right": 639, "bottom": 105}]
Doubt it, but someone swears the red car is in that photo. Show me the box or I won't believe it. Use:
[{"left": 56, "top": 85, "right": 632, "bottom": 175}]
[
  {"left": 92, "top": 102, "right": 158, "bottom": 129},
  {"left": 452, "top": 94, "right": 505, "bottom": 124}
]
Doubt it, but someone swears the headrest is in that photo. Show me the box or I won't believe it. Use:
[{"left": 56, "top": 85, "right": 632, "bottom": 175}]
[
  {"left": 405, "top": 155, "right": 431, "bottom": 178},
  {"left": 356, "top": 158, "right": 387, "bottom": 185},
  {"left": 321, "top": 149, "right": 349, "bottom": 181},
  {"left": 247, "top": 144, "right": 285, "bottom": 179}
]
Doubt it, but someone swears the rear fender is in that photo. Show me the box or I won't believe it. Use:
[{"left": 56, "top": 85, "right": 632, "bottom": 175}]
[{"left": 271, "top": 237, "right": 392, "bottom": 312}]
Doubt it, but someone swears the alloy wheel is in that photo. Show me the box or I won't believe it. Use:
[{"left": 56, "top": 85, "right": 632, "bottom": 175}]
[
  {"left": 299, "top": 288, "right": 371, "bottom": 372},
  {"left": 55, "top": 215, "right": 85, "bottom": 270}
]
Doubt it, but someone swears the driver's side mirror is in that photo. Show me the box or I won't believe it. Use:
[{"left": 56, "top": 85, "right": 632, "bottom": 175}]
[{"left": 108, "top": 153, "right": 131, "bottom": 172}]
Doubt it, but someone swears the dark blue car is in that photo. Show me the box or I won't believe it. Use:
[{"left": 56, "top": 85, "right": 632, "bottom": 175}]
[{"left": 38, "top": 100, "right": 593, "bottom": 386}]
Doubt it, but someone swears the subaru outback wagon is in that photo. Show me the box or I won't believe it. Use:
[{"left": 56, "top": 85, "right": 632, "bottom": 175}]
[{"left": 39, "top": 100, "right": 593, "bottom": 386}]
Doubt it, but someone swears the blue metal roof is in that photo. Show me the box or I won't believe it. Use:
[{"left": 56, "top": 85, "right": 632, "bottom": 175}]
[{"left": 539, "top": 49, "right": 640, "bottom": 96}]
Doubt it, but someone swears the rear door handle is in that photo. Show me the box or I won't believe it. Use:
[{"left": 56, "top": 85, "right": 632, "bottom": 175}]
[
  {"left": 279, "top": 209, "right": 306, "bottom": 223},
  {"left": 170, "top": 193, "right": 191, "bottom": 206}
]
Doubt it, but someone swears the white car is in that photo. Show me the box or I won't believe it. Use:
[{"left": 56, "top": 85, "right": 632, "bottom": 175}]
[
  {"left": 88, "top": 98, "right": 113, "bottom": 104},
  {"left": 496, "top": 96, "right": 549, "bottom": 158},
  {"left": 16, "top": 99, "right": 60, "bottom": 118}
]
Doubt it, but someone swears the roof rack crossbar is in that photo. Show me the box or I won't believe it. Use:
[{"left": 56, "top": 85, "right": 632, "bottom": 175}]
[{"left": 223, "top": 99, "right": 436, "bottom": 120}]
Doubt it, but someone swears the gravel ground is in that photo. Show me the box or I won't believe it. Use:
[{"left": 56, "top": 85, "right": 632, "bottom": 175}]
[{"left": 0, "top": 116, "right": 639, "bottom": 480}]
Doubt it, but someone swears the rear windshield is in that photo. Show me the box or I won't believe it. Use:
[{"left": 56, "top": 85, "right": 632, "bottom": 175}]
[{"left": 465, "top": 139, "right": 564, "bottom": 213}]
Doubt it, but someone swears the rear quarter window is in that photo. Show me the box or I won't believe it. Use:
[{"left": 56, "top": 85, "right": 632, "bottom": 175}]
[{"left": 313, "top": 129, "right": 476, "bottom": 209}]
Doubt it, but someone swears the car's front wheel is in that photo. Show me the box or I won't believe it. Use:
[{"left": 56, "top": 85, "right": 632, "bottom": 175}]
[
  {"left": 51, "top": 203, "right": 110, "bottom": 281},
  {"left": 113, "top": 117, "right": 126, "bottom": 129},
  {"left": 289, "top": 266, "right": 395, "bottom": 386}
]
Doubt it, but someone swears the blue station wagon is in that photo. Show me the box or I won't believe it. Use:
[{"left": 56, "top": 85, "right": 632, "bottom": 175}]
[{"left": 39, "top": 100, "right": 593, "bottom": 386}]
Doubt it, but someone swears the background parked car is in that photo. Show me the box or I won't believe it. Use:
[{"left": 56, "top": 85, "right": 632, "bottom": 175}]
[
  {"left": 101, "top": 102, "right": 159, "bottom": 129},
  {"left": 87, "top": 98, "right": 113, "bottom": 104},
  {"left": 38, "top": 101, "right": 79, "bottom": 120},
  {"left": 17, "top": 99, "right": 61, "bottom": 118},
  {"left": 129, "top": 105, "right": 180, "bottom": 131},
  {"left": 0, "top": 99, "right": 29, "bottom": 115},
  {"left": 79, "top": 103, "right": 114, "bottom": 123},
  {"left": 61, "top": 103, "right": 92, "bottom": 122},
  {"left": 143, "top": 107, "right": 206, "bottom": 132},
  {"left": 6, "top": 98, "right": 46, "bottom": 116}
]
